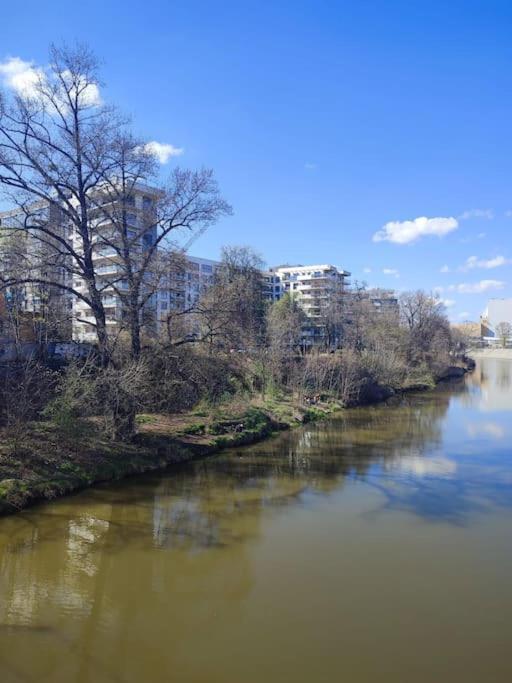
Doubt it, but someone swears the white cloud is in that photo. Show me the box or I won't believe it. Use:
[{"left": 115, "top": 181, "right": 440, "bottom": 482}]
[
  {"left": 0, "top": 56, "right": 43, "bottom": 98},
  {"left": 363, "top": 267, "right": 372, "bottom": 273},
  {"left": 448, "top": 280, "right": 505, "bottom": 294},
  {"left": 387, "top": 455, "right": 457, "bottom": 477},
  {"left": 458, "top": 208, "right": 494, "bottom": 221},
  {"left": 467, "top": 422, "right": 505, "bottom": 439},
  {"left": 505, "top": 210, "right": 512, "bottom": 218},
  {"left": 144, "top": 141, "right": 184, "bottom": 164},
  {"left": 459, "top": 255, "right": 511, "bottom": 272},
  {"left": 458, "top": 311, "right": 470, "bottom": 318},
  {"left": 440, "top": 298, "right": 456, "bottom": 308},
  {"left": 373, "top": 216, "right": 458, "bottom": 244},
  {"left": 440, "top": 264, "right": 450, "bottom": 273},
  {"left": 60, "top": 69, "right": 101, "bottom": 106},
  {"left": 0, "top": 57, "right": 102, "bottom": 106},
  {"left": 382, "top": 268, "right": 399, "bottom": 277}
]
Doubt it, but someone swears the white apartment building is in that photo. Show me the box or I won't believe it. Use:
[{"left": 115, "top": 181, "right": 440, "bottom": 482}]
[
  {"left": 265, "top": 264, "right": 351, "bottom": 346},
  {"left": 481, "top": 298, "right": 512, "bottom": 341},
  {"left": 1, "top": 198, "right": 356, "bottom": 350},
  {"left": 1, "top": 186, "right": 162, "bottom": 343},
  {"left": 0, "top": 202, "right": 73, "bottom": 338},
  {"left": 262, "top": 271, "right": 282, "bottom": 302},
  {"left": 71, "top": 184, "right": 160, "bottom": 342},
  {"left": 157, "top": 255, "right": 219, "bottom": 324}
]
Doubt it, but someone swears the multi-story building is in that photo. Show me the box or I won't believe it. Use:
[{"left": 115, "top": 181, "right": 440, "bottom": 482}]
[
  {"left": 70, "top": 184, "right": 160, "bottom": 342},
  {"left": 264, "top": 264, "right": 351, "bottom": 347},
  {"left": 1, "top": 199, "right": 360, "bottom": 351},
  {"left": 262, "top": 271, "right": 283, "bottom": 302},
  {"left": 367, "top": 289, "right": 399, "bottom": 318},
  {"left": 0, "top": 202, "right": 73, "bottom": 340},
  {"left": 157, "top": 254, "right": 219, "bottom": 325},
  {"left": 481, "top": 299, "right": 512, "bottom": 342},
  {"left": 0, "top": 186, "right": 162, "bottom": 343}
]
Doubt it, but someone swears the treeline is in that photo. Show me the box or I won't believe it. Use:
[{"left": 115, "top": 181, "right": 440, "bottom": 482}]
[{"left": 0, "top": 243, "right": 466, "bottom": 447}]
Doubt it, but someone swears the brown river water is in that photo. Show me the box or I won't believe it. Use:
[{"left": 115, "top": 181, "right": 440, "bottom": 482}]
[{"left": 1, "top": 358, "right": 512, "bottom": 682}]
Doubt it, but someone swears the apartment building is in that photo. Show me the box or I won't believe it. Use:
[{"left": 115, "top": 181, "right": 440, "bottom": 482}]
[
  {"left": 0, "top": 202, "right": 73, "bottom": 339},
  {"left": 264, "top": 264, "right": 351, "bottom": 347},
  {"left": 367, "top": 289, "right": 399, "bottom": 318},
  {"left": 0, "top": 185, "right": 163, "bottom": 343},
  {"left": 262, "top": 271, "right": 282, "bottom": 302},
  {"left": 157, "top": 254, "right": 219, "bottom": 323},
  {"left": 71, "top": 184, "right": 160, "bottom": 342},
  {"left": 1, "top": 199, "right": 361, "bottom": 351}
]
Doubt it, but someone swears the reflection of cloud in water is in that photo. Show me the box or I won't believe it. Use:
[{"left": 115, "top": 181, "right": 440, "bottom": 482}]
[
  {"left": 467, "top": 421, "right": 506, "bottom": 440},
  {"left": 385, "top": 455, "right": 457, "bottom": 477}
]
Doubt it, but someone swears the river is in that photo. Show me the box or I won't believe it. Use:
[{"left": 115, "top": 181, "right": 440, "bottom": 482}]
[{"left": 1, "top": 358, "right": 512, "bottom": 682}]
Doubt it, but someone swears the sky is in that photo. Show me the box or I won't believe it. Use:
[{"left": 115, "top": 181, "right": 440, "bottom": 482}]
[{"left": 1, "top": 0, "right": 512, "bottom": 321}]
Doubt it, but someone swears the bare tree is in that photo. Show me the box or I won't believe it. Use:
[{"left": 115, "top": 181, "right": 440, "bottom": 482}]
[
  {"left": 91, "top": 135, "right": 232, "bottom": 359},
  {"left": 399, "top": 290, "right": 451, "bottom": 368},
  {"left": 495, "top": 321, "right": 512, "bottom": 348},
  {"left": 0, "top": 45, "right": 232, "bottom": 364},
  {"left": 0, "top": 43, "right": 124, "bottom": 364}
]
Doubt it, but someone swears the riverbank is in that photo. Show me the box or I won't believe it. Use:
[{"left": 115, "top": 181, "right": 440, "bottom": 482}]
[
  {"left": 0, "top": 397, "right": 343, "bottom": 516},
  {"left": 0, "top": 358, "right": 474, "bottom": 517}
]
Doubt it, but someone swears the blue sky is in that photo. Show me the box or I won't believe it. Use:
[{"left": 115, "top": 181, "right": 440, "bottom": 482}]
[{"left": 2, "top": 0, "right": 512, "bottom": 321}]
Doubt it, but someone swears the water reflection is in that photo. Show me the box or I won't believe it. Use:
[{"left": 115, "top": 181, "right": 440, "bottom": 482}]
[
  {"left": 464, "top": 357, "right": 512, "bottom": 412},
  {"left": 1, "top": 359, "right": 512, "bottom": 683}
]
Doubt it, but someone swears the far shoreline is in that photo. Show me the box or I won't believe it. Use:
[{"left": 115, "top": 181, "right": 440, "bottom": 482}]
[{"left": 469, "top": 348, "right": 512, "bottom": 360}]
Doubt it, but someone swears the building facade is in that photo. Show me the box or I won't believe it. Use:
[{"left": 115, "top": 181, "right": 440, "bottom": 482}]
[
  {"left": 1, "top": 199, "right": 374, "bottom": 352},
  {"left": 481, "top": 299, "right": 512, "bottom": 342},
  {"left": 0, "top": 202, "right": 73, "bottom": 340},
  {"left": 70, "top": 184, "right": 160, "bottom": 342},
  {"left": 157, "top": 254, "right": 219, "bottom": 326},
  {"left": 263, "top": 264, "right": 351, "bottom": 347}
]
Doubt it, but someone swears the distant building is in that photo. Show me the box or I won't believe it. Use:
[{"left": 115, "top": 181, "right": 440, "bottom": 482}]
[
  {"left": 480, "top": 298, "right": 512, "bottom": 341},
  {"left": 264, "top": 264, "right": 351, "bottom": 347},
  {"left": 0, "top": 202, "right": 73, "bottom": 341},
  {"left": 157, "top": 254, "right": 219, "bottom": 325},
  {"left": 262, "top": 271, "right": 282, "bottom": 302},
  {"left": 367, "top": 289, "right": 399, "bottom": 318}
]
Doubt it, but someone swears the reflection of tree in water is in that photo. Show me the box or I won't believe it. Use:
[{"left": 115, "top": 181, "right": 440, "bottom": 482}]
[{"left": 144, "top": 388, "right": 453, "bottom": 549}]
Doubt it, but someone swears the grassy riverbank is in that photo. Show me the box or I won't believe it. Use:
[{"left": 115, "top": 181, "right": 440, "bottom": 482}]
[
  {"left": 0, "top": 396, "right": 342, "bottom": 516},
  {"left": 0, "top": 355, "right": 474, "bottom": 516}
]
